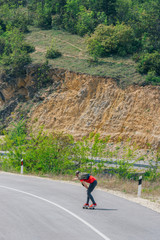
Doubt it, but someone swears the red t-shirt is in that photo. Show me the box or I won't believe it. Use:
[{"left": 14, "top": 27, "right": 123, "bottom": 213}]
[{"left": 80, "top": 175, "right": 96, "bottom": 183}]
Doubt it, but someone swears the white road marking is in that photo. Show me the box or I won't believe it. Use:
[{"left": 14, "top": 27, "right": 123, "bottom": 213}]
[{"left": 0, "top": 185, "right": 111, "bottom": 240}]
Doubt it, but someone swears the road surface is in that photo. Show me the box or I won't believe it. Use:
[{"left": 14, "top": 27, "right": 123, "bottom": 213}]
[{"left": 0, "top": 172, "right": 160, "bottom": 240}]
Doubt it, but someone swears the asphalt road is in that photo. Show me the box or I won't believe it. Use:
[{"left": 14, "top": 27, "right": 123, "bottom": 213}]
[{"left": 0, "top": 172, "right": 160, "bottom": 240}]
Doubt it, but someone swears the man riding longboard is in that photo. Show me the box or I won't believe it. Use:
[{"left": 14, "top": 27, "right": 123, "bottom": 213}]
[{"left": 74, "top": 171, "right": 97, "bottom": 209}]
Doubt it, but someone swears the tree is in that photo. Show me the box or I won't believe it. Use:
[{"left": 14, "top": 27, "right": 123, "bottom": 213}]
[
  {"left": 86, "top": 0, "right": 116, "bottom": 22},
  {"left": 76, "top": 6, "right": 95, "bottom": 36},
  {"left": 62, "top": 0, "right": 80, "bottom": 33},
  {"left": 34, "top": 2, "right": 52, "bottom": 29},
  {"left": 1, "top": 28, "right": 31, "bottom": 76},
  {"left": 139, "top": 1, "right": 160, "bottom": 51},
  {"left": 50, "top": 0, "right": 66, "bottom": 14}
]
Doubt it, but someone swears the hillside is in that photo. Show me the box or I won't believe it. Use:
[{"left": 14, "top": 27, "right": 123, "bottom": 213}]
[
  {"left": 0, "top": 0, "right": 160, "bottom": 150},
  {"left": 25, "top": 26, "right": 145, "bottom": 88}
]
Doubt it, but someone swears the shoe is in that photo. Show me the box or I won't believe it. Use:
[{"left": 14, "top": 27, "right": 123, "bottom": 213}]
[
  {"left": 83, "top": 203, "right": 89, "bottom": 209},
  {"left": 89, "top": 203, "right": 97, "bottom": 209}
]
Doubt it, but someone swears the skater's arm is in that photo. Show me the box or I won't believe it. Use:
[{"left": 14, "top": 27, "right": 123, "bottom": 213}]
[
  {"left": 81, "top": 181, "right": 88, "bottom": 189},
  {"left": 73, "top": 177, "right": 78, "bottom": 180}
]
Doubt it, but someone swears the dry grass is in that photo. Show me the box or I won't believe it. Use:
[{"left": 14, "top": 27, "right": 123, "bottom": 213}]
[
  {"left": 97, "top": 175, "right": 159, "bottom": 198},
  {"left": 97, "top": 176, "right": 138, "bottom": 195}
]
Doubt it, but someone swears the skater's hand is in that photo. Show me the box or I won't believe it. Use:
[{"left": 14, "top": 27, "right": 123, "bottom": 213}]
[{"left": 81, "top": 181, "right": 88, "bottom": 189}]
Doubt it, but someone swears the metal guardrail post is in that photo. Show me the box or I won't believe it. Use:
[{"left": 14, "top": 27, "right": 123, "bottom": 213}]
[
  {"left": 137, "top": 176, "right": 142, "bottom": 197},
  {"left": 21, "top": 159, "right": 23, "bottom": 174}
]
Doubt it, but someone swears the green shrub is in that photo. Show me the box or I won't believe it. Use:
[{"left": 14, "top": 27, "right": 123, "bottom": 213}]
[
  {"left": 86, "top": 23, "right": 139, "bottom": 57},
  {"left": 10, "top": 12, "right": 29, "bottom": 33},
  {"left": 2, "top": 49, "right": 32, "bottom": 76},
  {"left": 15, "top": 20, "right": 29, "bottom": 33},
  {"left": 116, "top": 160, "right": 134, "bottom": 179},
  {"left": 141, "top": 34, "right": 155, "bottom": 53},
  {"left": 36, "top": 62, "right": 52, "bottom": 88},
  {"left": 46, "top": 48, "right": 62, "bottom": 59},
  {"left": 2, "top": 125, "right": 76, "bottom": 174},
  {"left": 52, "top": 14, "right": 63, "bottom": 29},
  {"left": 86, "top": 38, "right": 105, "bottom": 61},
  {"left": 136, "top": 51, "right": 160, "bottom": 75},
  {"left": 5, "top": 120, "right": 27, "bottom": 147},
  {"left": 115, "top": 24, "right": 140, "bottom": 56},
  {"left": 145, "top": 72, "right": 160, "bottom": 85},
  {"left": 2, "top": 121, "right": 160, "bottom": 179},
  {"left": 86, "top": 24, "right": 114, "bottom": 57},
  {"left": 22, "top": 43, "right": 35, "bottom": 53}
]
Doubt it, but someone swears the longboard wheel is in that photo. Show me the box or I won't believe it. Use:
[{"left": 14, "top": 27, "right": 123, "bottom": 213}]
[{"left": 83, "top": 206, "right": 88, "bottom": 209}]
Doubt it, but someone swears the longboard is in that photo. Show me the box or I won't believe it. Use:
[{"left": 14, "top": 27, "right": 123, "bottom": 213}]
[{"left": 83, "top": 206, "right": 95, "bottom": 210}]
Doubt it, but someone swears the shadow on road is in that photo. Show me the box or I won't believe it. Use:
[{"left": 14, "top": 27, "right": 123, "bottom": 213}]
[{"left": 94, "top": 208, "right": 118, "bottom": 211}]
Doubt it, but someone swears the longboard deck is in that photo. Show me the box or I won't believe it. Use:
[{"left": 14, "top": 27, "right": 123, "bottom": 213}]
[{"left": 83, "top": 207, "right": 95, "bottom": 210}]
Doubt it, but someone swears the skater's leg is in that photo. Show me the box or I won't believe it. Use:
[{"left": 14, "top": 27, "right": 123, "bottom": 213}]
[
  {"left": 87, "top": 180, "right": 97, "bottom": 204},
  {"left": 86, "top": 195, "right": 89, "bottom": 204}
]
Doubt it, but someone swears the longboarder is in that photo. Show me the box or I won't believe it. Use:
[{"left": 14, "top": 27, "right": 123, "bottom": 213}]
[{"left": 74, "top": 171, "right": 97, "bottom": 209}]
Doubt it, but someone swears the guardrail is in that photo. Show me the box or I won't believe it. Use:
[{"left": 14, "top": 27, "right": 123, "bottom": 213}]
[{"left": 93, "top": 158, "right": 159, "bottom": 170}]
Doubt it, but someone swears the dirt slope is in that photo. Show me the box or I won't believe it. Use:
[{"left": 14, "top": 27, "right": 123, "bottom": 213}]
[{"left": 0, "top": 67, "right": 160, "bottom": 148}]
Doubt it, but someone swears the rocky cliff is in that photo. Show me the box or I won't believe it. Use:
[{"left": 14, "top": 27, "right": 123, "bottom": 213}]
[{"left": 0, "top": 66, "right": 160, "bottom": 148}]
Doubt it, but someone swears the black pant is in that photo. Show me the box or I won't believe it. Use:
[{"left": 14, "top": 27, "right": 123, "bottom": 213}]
[{"left": 87, "top": 180, "right": 97, "bottom": 204}]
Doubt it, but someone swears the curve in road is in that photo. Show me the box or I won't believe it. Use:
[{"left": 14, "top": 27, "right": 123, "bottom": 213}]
[{"left": 0, "top": 172, "right": 160, "bottom": 240}]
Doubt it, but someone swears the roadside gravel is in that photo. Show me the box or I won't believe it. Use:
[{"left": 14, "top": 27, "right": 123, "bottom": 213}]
[{"left": 98, "top": 188, "right": 160, "bottom": 214}]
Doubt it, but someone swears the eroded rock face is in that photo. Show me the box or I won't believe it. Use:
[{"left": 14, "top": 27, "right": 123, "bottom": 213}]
[
  {"left": 29, "top": 70, "right": 160, "bottom": 148},
  {"left": 0, "top": 67, "right": 160, "bottom": 148}
]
